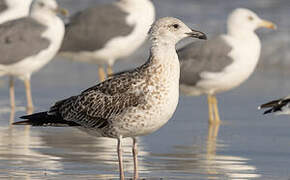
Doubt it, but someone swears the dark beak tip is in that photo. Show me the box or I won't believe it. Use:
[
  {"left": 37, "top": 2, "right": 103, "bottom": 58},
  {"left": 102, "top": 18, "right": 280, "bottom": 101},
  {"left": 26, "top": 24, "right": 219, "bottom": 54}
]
[
  {"left": 186, "top": 30, "right": 207, "bottom": 40},
  {"left": 199, "top": 34, "right": 207, "bottom": 40}
]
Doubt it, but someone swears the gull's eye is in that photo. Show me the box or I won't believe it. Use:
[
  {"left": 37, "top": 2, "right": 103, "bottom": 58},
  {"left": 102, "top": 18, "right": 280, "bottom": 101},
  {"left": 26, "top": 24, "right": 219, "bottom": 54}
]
[
  {"left": 38, "top": 2, "right": 45, "bottom": 7},
  {"left": 248, "top": 16, "right": 254, "bottom": 21},
  {"left": 172, "top": 24, "right": 179, "bottom": 29}
]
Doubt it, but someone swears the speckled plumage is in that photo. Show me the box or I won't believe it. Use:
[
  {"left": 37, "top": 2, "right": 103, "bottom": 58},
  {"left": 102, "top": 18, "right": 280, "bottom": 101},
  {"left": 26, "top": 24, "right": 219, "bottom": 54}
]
[{"left": 20, "top": 53, "right": 179, "bottom": 138}]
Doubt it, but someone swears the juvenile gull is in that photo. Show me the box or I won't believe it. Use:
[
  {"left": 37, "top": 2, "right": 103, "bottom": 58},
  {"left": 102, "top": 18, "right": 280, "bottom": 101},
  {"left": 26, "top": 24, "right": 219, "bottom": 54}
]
[
  {"left": 0, "top": 0, "right": 32, "bottom": 24},
  {"left": 259, "top": 96, "right": 290, "bottom": 115},
  {"left": 0, "top": 0, "right": 67, "bottom": 112},
  {"left": 59, "top": 0, "right": 155, "bottom": 81},
  {"left": 178, "top": 8, "right": 276, "bottom": 124},
  {"left": 13, "top": 17, "right": 207, "bottom": 179}
]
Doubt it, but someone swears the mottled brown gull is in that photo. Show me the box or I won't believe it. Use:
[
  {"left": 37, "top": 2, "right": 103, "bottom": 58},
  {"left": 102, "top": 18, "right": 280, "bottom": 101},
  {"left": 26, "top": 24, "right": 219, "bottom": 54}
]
[
  {"left": 13, "top": 17, "right": 207, "bottom": 179},
  {"left": 59, "top": 0, "right": 155, "bottom": 82},
  {"left": 178, "top": 8, "right": 276, "bottom": 124},
  {"left": 0, "top": 0, "right": 67, "bottom": 112}
]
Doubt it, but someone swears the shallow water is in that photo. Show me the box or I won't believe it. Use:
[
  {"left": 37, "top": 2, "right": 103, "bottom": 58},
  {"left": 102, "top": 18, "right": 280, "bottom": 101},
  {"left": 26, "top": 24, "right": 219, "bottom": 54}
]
[
  {"left": 2, "top": 69, "right": 290, "bottom": 180},
  {"left": 1, "top": 0, "right": 290, "bottom": 179}
]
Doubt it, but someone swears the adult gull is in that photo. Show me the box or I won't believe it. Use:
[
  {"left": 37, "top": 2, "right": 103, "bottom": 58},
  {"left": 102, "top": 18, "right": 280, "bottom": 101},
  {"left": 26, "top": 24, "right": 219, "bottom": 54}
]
[
  {"left": 259, "top": 96, "right": 290, "bottom": 115},
  {"left": 178, "top": 8, "right": 276, "bottom": 124},
  {"left": 0, "top": 0, "right": 32, "bottom": 24},
  {"left": 13, "top": 17, "right": 207, "bottom": 180},
  {"left": 59, "top": 0, "right": 155, "bottom": 81},
  {"left": 0, "top": 0, "right": 67, "bottom": 112}
]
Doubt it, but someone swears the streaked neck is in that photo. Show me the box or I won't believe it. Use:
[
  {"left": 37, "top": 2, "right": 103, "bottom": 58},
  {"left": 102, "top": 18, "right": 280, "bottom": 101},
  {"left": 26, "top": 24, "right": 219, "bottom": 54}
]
[{"left": 150, "top": 37, "right": 176, "bottom": 59}]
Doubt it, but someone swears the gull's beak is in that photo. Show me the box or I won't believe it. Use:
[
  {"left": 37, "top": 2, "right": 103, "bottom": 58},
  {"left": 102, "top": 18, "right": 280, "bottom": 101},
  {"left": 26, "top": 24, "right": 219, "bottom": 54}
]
[
  {"left": 55, "top": 7, "right": 69, "bottom": 17},
  {"left": 259, "top": 20, "right": 277, "bottom": 30},
  {"left": 186, "top": 29, "right": 207, "bottom": 40}
]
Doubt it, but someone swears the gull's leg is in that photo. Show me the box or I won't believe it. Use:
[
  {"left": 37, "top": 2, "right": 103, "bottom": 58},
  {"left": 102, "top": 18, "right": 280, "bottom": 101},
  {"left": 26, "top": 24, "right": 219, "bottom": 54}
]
[
  {"left": 107, "top": 65, "right": 114, "bottom": 77},
  {"left": 117, "top": 136, "right": 125, "bottom": 180},
  {"left": 9, "top": 107, "right": 15, "bottom": 125},
  {"left": 213, "top": 123, "right": 220, "bottom": 138},
  {"left": 98, "top": 65, "right": 106, "bottom": 82},
  {"left": 24, "top": 78, "right": 34, "bottom": 114},
  {"left": 212, "top": 95, "right": 221, "bottom": 124},
  {"left": 132, "top": 137, "right": 139, "bottom": 180},
  {"left": 9, "top": 76, "right": 15, "bottom": 110},
  {"left": 207, "top": 95, "right": 214, "bottom": 124}
]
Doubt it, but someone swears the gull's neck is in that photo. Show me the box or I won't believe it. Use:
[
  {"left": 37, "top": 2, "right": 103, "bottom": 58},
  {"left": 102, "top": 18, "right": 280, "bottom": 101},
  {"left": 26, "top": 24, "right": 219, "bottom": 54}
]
[
  {"left": 145, "top": 35, "right": 180, "bottom": 83},
  {"left": 30, "top": 10, "right": 59, "bottom": 27},
  {"left": 150, "top": 36, "right": 177, "bottom": 64},
  {"left": 119, "top": 0, "right": 151, "bottom": 6},
  {"left": 143, "top": 35, "right": 180, "bottom": 97},
  {"left": 227, "top": 26, "right": 258, "bottom": 40}
]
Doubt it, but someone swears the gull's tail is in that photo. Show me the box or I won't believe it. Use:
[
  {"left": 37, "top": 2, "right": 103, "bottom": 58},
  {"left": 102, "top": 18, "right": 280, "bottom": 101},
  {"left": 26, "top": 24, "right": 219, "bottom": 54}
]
[
  {"left": 13, "top": 112, "right": 79, "bottom": 127},
  {"left": 258, "top": 97, "right": 290, "bottom": 115}
]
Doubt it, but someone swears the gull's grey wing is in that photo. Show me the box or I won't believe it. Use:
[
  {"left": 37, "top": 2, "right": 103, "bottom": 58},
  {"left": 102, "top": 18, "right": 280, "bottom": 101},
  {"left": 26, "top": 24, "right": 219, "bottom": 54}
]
[
  {"left": 178, "top": 36, "right": 233, "bottom": 86},
  {"left": 0, "top": 0, "right": 7, "bottom": 13},
  {"left": 60, "top": 3, "right": 134, "bottom": 52},
  {"left": 0, "top": 17, "right": 50, "bottom": 65}
]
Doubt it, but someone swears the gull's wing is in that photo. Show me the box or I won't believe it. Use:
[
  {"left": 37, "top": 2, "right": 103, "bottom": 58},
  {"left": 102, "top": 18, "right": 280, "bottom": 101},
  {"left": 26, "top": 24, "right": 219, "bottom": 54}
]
[
  {"left": 0, "top": 17, "right": 50, "bottom": 65},
  {"left": 178, "top": 36, "right": 233, "bottom": 86}
]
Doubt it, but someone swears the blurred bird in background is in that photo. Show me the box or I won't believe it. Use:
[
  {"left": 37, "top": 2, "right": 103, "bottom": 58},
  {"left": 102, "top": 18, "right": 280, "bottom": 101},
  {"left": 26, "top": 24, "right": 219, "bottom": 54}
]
[
  {"left": 0, "top": 0, "right": 32, "bottom": 24},
  {"left": 0, "top": 0, "right": 67, "bottom": 113},
  {"left": 59, "top": 0, "right": 155, "bottom": 82},
  {"left": 178, "top": 8, "right": 276, "bottom": 124}
]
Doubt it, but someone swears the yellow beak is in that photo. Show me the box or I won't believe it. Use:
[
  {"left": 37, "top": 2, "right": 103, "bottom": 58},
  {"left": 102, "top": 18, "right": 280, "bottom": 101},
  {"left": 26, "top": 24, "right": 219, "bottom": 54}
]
[
  {"left": 259, "top": 20, "right": 277, "bottom": 30},
  {"left": 55, "top": 7, "right": 69, "bottom": 17}
]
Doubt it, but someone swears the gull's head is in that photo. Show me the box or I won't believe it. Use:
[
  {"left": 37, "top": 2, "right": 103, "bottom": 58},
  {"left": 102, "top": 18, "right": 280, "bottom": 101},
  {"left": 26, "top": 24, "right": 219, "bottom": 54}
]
[
  {"left": 227, "top": 8, "right": 276, "bottom": 34},
  {"left": 149, "top": 17, "right": 207, "bottom": 44},
  {"left": 31, "top": 0, "right": 68, "bottom": 17}
]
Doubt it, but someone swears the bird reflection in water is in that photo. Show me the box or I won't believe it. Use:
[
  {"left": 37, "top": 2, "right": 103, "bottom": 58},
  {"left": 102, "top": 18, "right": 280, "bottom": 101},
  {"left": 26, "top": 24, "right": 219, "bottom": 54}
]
[
  {"left": 205, "top": 123, "right": 261, "bottom": 179},
  {"left": 34, "top": 130, "right": 150, "bottom": 179},
  {"left": 0, "top": 124, "right": 62, "bottom": 179},
  {"left": 147, "top": 121, "right": 261, "bottom": 179}
]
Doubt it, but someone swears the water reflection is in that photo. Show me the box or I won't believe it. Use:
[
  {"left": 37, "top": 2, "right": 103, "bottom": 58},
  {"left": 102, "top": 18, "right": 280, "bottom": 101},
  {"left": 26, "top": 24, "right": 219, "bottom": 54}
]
[
  {"left": 149, "top": 122, "right": 261, "bottom": 179},
  {"left": 33, "top": 129, "right": 150, "bottom": 179},
  {"left": 205, "top": 124, "right": 261, "bottom": 179},
  {"left": 0, "top": 125, "right": 62, "bottom": 179}
]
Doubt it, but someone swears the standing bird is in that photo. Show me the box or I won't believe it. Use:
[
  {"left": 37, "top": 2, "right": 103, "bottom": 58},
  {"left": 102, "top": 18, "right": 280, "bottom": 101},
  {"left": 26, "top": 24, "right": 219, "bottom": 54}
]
[
  {"left": 0, "top": 0, "right": 67, "bottom": 112},
  {"left": 0, "top": 0, "right": 32, "bottom": 24},
  {"left": 259, "top": 96, "right": 290, "bottom": 115},
  {"left": 59, "top": 0, "right": 155, "bottom": 82},
  {"left": 178, "top": 8, "right": 276, "bottom": 124},
  {"left": 13, "top": 17, "right": 207, "bottom": 180}
]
